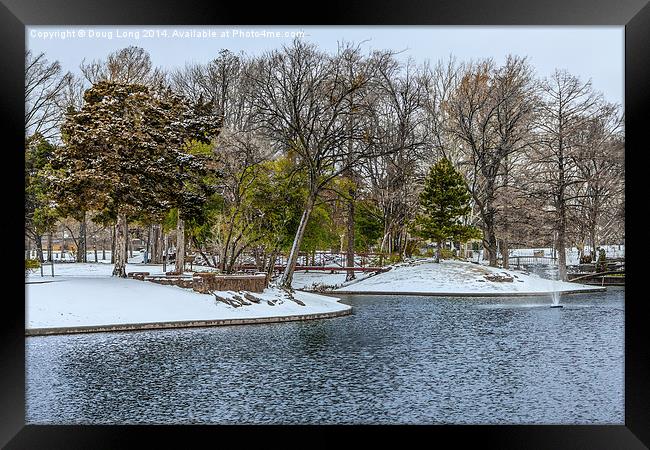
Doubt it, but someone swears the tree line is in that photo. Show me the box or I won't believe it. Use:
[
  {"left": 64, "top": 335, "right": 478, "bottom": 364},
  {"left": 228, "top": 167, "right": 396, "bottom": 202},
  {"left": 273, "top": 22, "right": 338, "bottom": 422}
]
[{"left": 25, "top": 41, "right": 624, "bottom": 283}]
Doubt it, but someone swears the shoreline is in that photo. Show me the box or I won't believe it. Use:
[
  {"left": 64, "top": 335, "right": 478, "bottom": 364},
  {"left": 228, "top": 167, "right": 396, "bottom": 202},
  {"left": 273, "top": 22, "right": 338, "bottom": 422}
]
[
  {"left": 25, "top": 307, "right": 352, "bottom": 337},
  {"left": 325, "top": 287, "right": 608, "bottom": 297},
  {"left": 25, "top": 261, "right": 616, "bottom": 336}
]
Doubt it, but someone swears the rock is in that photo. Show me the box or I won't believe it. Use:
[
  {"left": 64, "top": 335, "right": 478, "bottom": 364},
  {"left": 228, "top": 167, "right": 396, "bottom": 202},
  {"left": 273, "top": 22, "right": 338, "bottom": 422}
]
[
  {"left": 281, "top": 289, "right": 305, "bottom": 306},
  {"left": 243, "top": 292, "right": 262, "bottom": 303},
  {"left": 484, "top": 274, "right": 514, "bottom": 282},
  {"left": 127, "top": 272, "right": 150, "bottom": 281},
  {"left": 266, "top": 300, "right": 275, "bottom": 306},
  {"left": 232, "top": 294, "right": 250, "bottom": 305},
  {"left": 213, "top": 292, "right": 240, "bottom": 307}
]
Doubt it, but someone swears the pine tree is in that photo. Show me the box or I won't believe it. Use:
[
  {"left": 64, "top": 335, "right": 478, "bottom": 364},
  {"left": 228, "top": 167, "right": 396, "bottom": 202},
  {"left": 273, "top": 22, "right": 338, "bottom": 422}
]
[
  {"left": 49, "top": 81, "right": 218, "bottom": 277},
  {"left": 412, "top": 158, "right": 480, "bottom": 262}
]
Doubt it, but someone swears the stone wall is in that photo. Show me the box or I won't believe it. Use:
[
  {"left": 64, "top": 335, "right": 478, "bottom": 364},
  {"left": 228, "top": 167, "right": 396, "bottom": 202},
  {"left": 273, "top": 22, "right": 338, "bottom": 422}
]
[
  {"left": 192, "top": 273, "right": 268, "bottom": 293},
  {"left": 129, "top": 271, "right": 269, "bottom": 293},
  {"left": 145, "top": 275, "right": 194, "bottom": 289}
]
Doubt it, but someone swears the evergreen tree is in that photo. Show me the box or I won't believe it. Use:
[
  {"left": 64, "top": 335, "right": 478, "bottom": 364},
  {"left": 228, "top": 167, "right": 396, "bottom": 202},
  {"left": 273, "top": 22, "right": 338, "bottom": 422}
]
[
  {"left": 412, "top": 158, "right": 480, "bottom": 262},
  {"left": 50, "top": 81, "right": 217, "bottom": 277},
  {"left": 25, "top": 134, "right": 58, "bottom": 262}
]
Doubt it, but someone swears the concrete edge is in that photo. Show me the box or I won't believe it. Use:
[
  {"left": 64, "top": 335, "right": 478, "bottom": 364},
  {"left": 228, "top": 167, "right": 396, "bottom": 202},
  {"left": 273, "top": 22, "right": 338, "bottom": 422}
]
[
  {"left": 320, "top": 287, "right": 609, "bottom": 297},
  {"left": 25, "top": 307, "right": 352, "bottom": 337}
]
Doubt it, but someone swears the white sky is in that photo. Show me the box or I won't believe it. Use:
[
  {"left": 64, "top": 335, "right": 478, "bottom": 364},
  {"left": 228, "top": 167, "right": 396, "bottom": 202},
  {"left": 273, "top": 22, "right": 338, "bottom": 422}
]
[{"left": 27, "top": 25, "right": 624, "bottom": 105}]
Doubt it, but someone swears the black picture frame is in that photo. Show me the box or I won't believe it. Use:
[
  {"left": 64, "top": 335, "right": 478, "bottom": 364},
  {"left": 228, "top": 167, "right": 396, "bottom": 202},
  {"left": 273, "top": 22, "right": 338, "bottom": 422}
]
[{"left": 1, "top": 0, "right": 647, "bottom": 447}]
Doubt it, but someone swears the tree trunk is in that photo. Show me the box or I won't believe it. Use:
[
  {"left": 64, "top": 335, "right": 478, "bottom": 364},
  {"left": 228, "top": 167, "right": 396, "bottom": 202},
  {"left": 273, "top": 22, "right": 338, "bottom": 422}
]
[
  {"left": 226, "top": 240, "right": 239, "bottom": 274},
  {"left": 163, "top": 233, "right": 168, "bottom": 273},
  {"left": 380, "top": 230, "right": 390, "bottom": 254},
  {"left": 280, "top": 193, "right": 317, "bottom": 288},
  {"left": 557, "top": 231, "right": 567, "bottom": 281},
  {"left": 47, "top": 232, "right": 53, "bottom": 262},
  {"left": 35, "top": 234, "right": 44, "bottom": 263},
  {"left": 557, "top": 209, "right": 567, "bottom": 281},
  {"left": 195, "top": 242, "right": 214, "bottom": 269},
  {"left": 345, "top": 192, "right": 356, "bottom": 282},
  {"left": 227, "top": 243, "right": 246, "bottom": 274},
  {"left": 94, "top": 236, "right": 98, "bottom": 262},
  {"left": 111, "top": 225, "right": 116, "bottom": 264},
  {"left": 577, "top": 242, "right": 585, "bottom": 262},
  {"left": 143, "top": 225, "right": 150, "bottom": 264},
  {"left": 151, "top": 224, "right": 158, "bottom": 264},
  {"left": 589, "top": 227, "right": 597, "bottom": 262},
  {"left": 77, "top": 212, "right": 87, "bottom": 263},
  {"left": 254, "top": 248, "right": 263, "bottom": 272},
  {"left": 435, "top": 240, "right": 442, "bottom": 263},
  {"left": 155, "top": 224, "right": 164, "bottom": 264},
  {"left": 112, "top": 211, "right": 128, "bottom": 277},
  {"left": 175, "top": 217, "right": 185, "bottom": 274},
  {"left": 501, "top": 239, "right": 509, "bottom": 269},
  {"left": 267, "top": 248, "right": 278, "bottom": 278},
  {"left": 102, "top": 238, "right": 106, "bottom": 261},
  {"left": 482, "top": 224, "right": 498, "bottom": 266}
]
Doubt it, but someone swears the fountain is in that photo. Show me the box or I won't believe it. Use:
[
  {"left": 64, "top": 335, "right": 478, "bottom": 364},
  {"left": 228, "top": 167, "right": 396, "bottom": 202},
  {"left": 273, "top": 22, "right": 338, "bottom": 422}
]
[{"left": 550, "top": 290, "right": 563, "bottom": 308}]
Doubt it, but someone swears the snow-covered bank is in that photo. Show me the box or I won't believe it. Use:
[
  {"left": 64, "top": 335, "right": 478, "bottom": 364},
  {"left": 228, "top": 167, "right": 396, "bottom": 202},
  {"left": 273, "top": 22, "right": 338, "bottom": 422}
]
[
  {"left": 331, "top": 259, "right": 605, "bottom": 295},
  {"left": 25, "top": 263, "right": 350, "bottom": 331},
  {"left": 291, "top": 270, "right": 375, "bottom": 291}
]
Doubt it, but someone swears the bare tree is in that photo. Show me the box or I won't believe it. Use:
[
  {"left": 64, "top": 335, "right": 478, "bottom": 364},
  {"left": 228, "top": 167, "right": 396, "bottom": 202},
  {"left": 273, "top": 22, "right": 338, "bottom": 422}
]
[
  {"left": 358, "top": 59, "right": 428, "bottom": 259},
  {"left": 248, "top": 40, "right": 396, "bottom": 287},
  {"left": 570, "top": 105, "right": 624, "bottom": 260},
  {"left": 448, "top": 56, "right": 537, "bottom": 267},
  {"left": 80, "top": 46, "right": 166, "bottom": 86},
  {"left": 25, "top": 51, "right": 72, "bottom": 140},
  {"left": 171, "top": 50, "right": 255, "bottom": 130},
  {"left": 208, "top": 130, "right": 274, "bottom": 273},
  {"left": 421, "top": 57, "right": 463, "bottom": 164},
  {"left": 528, "top": 70, "right": 605, "bottom": 279}
]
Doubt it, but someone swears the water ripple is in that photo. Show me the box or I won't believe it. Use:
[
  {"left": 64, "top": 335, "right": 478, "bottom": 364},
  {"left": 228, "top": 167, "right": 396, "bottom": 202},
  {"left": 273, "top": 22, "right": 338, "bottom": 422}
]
[{"left": 26, "top": 289, "right": 624, "bottom": 424}]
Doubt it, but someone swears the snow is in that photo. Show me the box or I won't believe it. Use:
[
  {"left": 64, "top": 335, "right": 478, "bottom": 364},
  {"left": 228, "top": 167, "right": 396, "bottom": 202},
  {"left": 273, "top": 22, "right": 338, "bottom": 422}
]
[
  {"left": 25, "top": 263, "right": 349, "bottom": 330},
  {"left": 290, "top": 270, "right": 374, "bottom": 291},
  {"left": 25, "top": 255, "right": 607, "bottom": 331},
  {"left": 333, "top": 259, "right": 602, "bottom": 295}
]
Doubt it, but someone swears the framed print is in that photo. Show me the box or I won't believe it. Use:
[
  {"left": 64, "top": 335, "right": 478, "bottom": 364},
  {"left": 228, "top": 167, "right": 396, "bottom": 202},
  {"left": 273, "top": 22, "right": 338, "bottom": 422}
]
[{"left": 1, "top": 0, "right": 648, "bottom": 447}]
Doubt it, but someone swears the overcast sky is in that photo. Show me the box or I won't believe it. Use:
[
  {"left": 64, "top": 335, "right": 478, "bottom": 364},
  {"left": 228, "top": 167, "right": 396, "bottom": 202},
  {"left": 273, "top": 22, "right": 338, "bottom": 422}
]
[{"left": 27, "top": 25, "right": 624, "bottom": 105}]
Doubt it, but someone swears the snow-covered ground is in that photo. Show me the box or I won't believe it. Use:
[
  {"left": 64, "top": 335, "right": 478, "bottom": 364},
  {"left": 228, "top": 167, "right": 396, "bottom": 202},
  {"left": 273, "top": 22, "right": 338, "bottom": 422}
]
[
  {"left": 290, "top": 270, "right": 375, "bottom": 291},
  {"left": 24, "top": 254, "right": 608, "bottom": 330},
  {"left": 332, "top": 259, "right": 603, "bottom": 295},
  {"left": 25, "top": 263, "right": 349, "bottom": 330}
]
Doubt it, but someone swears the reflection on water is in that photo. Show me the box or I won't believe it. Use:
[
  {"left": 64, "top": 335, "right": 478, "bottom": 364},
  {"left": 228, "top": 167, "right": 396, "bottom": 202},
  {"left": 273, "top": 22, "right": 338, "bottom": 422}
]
[{"left": 26, "top": 289, "right": 624, "bottom": 424}]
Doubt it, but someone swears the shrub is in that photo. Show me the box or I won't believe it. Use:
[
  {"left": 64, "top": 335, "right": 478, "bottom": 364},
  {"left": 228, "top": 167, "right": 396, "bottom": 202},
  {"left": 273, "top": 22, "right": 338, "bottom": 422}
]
[
  {"left": 25, "top": 258, "right": 40, "bottom": 276},
  {"left": 386, "top": 253, "right": 403, "bottom": 264},
  {"left": 440, "top": 248, "right": 456, "bottom": 260}
]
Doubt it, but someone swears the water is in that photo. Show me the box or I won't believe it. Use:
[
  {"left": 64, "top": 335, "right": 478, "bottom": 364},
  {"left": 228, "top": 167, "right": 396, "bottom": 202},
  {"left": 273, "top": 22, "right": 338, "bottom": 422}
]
[
  {"left": 26, "top": 288, "right": 624, "bottom": 424},
  {"left": 551, "top": 291, "right": 561, "bottom": 306}
]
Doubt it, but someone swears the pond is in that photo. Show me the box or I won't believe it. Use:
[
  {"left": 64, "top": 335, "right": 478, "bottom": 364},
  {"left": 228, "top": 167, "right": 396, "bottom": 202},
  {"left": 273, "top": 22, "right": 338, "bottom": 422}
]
[{"left": 26, "top": 288, "right": 624, "bottom": 424}]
